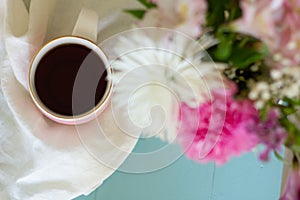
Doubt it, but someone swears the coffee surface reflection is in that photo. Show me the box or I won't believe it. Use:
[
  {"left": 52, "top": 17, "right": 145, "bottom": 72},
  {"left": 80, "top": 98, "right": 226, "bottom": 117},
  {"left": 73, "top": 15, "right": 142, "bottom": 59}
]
[{"left": 35, "top": 44, "right": 108, "bottom": 116}]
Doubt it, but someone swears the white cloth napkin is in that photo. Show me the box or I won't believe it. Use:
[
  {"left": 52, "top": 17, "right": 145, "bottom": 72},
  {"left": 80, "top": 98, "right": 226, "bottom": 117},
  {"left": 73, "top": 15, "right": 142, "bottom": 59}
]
[{"left": 0, "top": 0, "right": 142, "bottom": 199}]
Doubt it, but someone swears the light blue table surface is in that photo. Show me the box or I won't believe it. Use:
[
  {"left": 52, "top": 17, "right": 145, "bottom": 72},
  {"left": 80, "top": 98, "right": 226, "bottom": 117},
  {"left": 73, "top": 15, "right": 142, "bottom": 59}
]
[{"left": 75, "top": 138, "right": 283, "bottom": 200}]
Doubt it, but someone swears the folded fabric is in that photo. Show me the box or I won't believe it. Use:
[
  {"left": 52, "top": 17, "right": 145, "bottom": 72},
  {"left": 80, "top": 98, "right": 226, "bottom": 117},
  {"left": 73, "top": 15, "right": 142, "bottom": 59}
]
[{"left": 0, "top": 0, "right": 141, "bottom": 199}]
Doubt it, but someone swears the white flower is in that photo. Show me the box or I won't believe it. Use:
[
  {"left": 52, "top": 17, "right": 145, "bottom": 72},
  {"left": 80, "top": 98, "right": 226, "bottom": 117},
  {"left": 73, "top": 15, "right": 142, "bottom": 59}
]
[
  {"left": 109, "top": 29, "right": 226, "bottom": 141},
  {"left": 249, "top": 66, "right": 300, "bottom": 109},
  {"left": 138, "top": 0, "right": 207, "bottom": 38}
]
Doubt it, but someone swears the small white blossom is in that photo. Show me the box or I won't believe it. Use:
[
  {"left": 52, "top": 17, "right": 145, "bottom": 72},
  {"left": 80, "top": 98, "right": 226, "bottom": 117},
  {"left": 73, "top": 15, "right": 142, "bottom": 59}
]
[
  {"left": 249, "top": 66, "right": 300, "bottom": 109},
  {"left": 270, "top": 69, "right": 282, "bottom": 80}
]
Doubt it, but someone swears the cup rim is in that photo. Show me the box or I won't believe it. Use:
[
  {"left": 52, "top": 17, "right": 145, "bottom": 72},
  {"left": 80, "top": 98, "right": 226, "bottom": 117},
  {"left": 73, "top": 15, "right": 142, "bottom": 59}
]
[{"left": 28, "top": 35, "right": 112, "bottom": 125}]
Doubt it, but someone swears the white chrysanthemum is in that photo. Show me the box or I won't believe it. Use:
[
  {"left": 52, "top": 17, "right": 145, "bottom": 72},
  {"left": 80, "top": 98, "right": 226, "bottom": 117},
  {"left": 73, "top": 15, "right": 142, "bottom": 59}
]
[{"left": 109, "top": 29, "right": 225, "bottom": 141}]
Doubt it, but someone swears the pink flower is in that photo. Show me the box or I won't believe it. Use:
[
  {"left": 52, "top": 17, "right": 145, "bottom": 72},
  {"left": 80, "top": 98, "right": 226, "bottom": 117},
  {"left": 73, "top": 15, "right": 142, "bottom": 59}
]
[
  {"left": 139, "top": 0, "right": 207, "bottom": 38},
  {"left": 178, "top": 88, "right": 259, "bottom": 165},
  {"left": 248, "top": 109, "right": 287, "bottom": 161},
  {"left": 233, "top": 0, "right": 300, "bottom": 67},
  {"left": 233, "top": 0, "right": 282, "bottom": 39},
  {"left": 280, "top": 164, "right": 300, "bottom": 200}
]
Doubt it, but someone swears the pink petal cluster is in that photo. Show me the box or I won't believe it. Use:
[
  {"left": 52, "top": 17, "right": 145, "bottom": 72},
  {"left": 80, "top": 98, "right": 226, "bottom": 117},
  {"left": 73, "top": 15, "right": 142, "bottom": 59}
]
[
  {"left": 139, "top": 0, "right": 207, "bottom": 38},
  {"left": 233, "top": 0, "right": 300, "bottom": 67},
  {"left": 248, "top": 109, "right": 287, "bottom": 161},
  {"left": 280, "top": 165, "right": 300, "bottom": 200},
  {"left": 178, "top": 88, "right": 259, "bottom": 165}
]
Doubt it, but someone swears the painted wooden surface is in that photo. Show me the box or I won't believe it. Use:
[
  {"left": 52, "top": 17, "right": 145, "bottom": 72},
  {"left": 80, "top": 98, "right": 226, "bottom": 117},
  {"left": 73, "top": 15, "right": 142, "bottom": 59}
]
[{"left": 75, "top": 138, "right": 283, "bottom": 200}]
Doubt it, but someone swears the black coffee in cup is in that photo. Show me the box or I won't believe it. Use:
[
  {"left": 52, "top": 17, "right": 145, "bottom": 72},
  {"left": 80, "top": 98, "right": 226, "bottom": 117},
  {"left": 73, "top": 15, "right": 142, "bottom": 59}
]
[{"left": 34, "top": 43, "right": 108, "bottom": 116}]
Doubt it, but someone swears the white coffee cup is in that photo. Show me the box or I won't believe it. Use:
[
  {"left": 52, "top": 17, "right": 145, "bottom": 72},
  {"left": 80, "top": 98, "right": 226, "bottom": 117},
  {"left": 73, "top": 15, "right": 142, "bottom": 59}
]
[{"left": 28, "top": 8, "right": 112, "bottom": 125}]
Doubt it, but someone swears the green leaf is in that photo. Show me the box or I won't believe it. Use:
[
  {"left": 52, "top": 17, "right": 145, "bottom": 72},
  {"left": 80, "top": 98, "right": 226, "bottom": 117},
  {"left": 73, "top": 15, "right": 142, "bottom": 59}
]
[
  {"left": 137, "top": 0, "right": 157, "bottom": 8},
  {"left": 208, "top": 29, "right": 269, "bottom": 69},
  {"left": 206, "top": 0, "right": 242, "bottom": 29},
  {"left": 124, "top": 9, "right": 147, "bottom": 19},
  {"left": 214, "top": 40, "right": 232, "bottom": 61},
  {"left": 206, "top": 0, "right": 225, "bottom": 29},
  {"left": 230, "top": 52, "right": 262, "bottom": 68},
  {"left": 274, "top": 149, "right": 293, "bottom": 165},
  {"left": 229, "top": 42, "right": 268, "bottom": 68},
  {"left": 291, "top": 145, "right": 300, "bottom": 154},
  {"left": 274, "top": 150, "right": 284, "bottom": 162},
  {"left": 279, "top": 117, "right": 300, "bottom": 146},
  {"left": 282, "top": 107, "right": 298, "bottom": 115},
  {"left": 282, "top": 97, "right": 300, "bottom": 106},
  {"left": 260, "top": 105, "right": 268, "bottom": 121}
]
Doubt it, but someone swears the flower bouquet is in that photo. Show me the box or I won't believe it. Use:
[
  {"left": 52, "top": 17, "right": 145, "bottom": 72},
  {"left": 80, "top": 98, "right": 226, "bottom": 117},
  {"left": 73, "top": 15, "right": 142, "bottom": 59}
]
[{"left": 109, "top": 0, "right": 300, "bottom": 199}]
